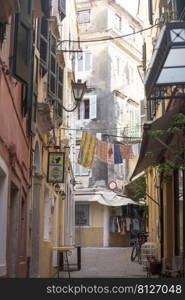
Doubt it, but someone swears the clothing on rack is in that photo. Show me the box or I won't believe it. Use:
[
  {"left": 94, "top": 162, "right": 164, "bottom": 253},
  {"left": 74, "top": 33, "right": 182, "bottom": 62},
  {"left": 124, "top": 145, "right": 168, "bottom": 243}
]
[
  {"left": 132, "top": 218, "right": 140, "bottom": 231},
  {"left": 125, "top": 218, "right": 131, "bottom": 231}
]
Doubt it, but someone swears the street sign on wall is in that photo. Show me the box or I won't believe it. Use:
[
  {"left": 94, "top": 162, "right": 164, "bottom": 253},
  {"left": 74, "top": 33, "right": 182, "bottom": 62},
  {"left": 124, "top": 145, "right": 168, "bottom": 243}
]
[{"left": 47, "top": 152, "right": 65, "bottom": 183}]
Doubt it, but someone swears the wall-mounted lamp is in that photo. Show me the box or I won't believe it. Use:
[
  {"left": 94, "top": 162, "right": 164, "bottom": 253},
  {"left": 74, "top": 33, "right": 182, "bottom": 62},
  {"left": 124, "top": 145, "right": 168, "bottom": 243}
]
[
  {"left": 55, "top": 183, "right": 61, "bottom": 193},
  {"left": 60, "top": 190, "right": 66, "bottom": 200},
  {"left": 54, "top": 79, "right": 87, "bottom": 113},
  {"left": 54, "top": 184, "right": 66, "bottom": 200},
  {"left": 71, "top": 79, "right": 87, "bottom": 104}
]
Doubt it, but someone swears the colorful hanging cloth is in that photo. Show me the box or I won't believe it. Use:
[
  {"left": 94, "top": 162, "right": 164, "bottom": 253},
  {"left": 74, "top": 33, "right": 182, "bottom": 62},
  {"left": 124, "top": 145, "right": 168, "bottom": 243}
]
[
  {"left": 107, "top": 143, "right": 114, "bottom": 164},
  {"left": 114, "top": 144, "right": 123, "bottom": 164},
  {"left": 120, "top": 144, "right": 134, "bottom": 159},
  {"left": 96, "top": 139, "right": 108, "bottom": 163},
  {"left": 78, "top": 132, "right": 97, "bottom": 168}
]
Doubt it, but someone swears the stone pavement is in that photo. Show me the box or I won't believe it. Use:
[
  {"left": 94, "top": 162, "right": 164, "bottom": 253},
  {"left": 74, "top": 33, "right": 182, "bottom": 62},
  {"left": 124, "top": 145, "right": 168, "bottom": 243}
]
[{"left": 60, "top": 247, "right": 147, "bottom": 278}]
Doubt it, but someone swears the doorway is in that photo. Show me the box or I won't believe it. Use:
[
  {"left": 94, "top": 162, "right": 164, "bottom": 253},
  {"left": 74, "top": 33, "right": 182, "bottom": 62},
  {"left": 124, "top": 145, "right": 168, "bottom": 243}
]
[{"left": 9, "top": 182, "right": 19, "bottom": 277}]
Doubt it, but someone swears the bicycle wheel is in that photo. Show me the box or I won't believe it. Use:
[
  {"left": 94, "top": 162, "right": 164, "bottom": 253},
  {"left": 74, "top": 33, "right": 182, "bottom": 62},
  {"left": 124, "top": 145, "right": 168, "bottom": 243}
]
[{"left": 131, "top": 245, "right": 138, "bottom": 262}]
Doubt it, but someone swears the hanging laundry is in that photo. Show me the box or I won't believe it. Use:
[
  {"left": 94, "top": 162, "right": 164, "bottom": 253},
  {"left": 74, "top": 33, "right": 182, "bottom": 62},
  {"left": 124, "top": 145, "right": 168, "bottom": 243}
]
[
  {"left": 109, "top": 217, "right": 114, "bottom": 232},
  {"left": 120, "top": 144, "right": 134, "bottom": 159},
  {"left": 120, "top": 218, "right": 126, "bottom": 236},
  {"left": 96, "top": 139, "right": 108, "bottom": 163},
  {"left": 107, "top": 143, "right": 114, "bottom": 164},
  {"left": 78, "top": 132, "right": 97, "bottom": 168},
  {"left": 132, "top": 144, "right": 139, "bottom": 156},
  {"left": 125, "top": 217, "right": 131, "bottom": 232},
  {"left": 132, "top": 218, "right": 140, "bottom": 231},
  {"left": 117, "top": 217, "right": 121, "bottom": 233},
  {"left": 114, "top": 144, "right": 123, "bottom": 164}
]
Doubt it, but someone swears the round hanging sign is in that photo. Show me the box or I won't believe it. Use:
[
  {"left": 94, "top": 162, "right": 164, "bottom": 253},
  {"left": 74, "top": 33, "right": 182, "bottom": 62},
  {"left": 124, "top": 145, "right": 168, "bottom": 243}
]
[{"left": 108, "top": 180, "right": 117, "bottom": 190}]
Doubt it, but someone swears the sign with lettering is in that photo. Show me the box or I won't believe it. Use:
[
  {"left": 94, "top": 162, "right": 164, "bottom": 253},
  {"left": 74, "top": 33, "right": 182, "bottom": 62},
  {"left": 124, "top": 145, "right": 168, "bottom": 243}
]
[{"left": 47, "top": 152, "right": 65, "bottom": 183}]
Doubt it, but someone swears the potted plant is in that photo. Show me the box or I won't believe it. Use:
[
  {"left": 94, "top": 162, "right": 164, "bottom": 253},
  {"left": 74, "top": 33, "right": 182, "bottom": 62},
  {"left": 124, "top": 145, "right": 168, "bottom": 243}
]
[{"left": 148, "top": 256, "right": 162, "bottom": 275}]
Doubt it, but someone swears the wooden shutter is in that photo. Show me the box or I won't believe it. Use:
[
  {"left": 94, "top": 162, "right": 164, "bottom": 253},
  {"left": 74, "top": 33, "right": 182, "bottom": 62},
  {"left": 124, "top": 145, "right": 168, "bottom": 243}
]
[
  {"left": 148, "top": 0, "right": 153, "bottom": 25},
  {"left": 142, "top": 42, "right": 146, "bottom": 71},
  {"left": 48, "top": 33, "right": 57, "bottom": 98},
  {"left": 12, "top": 0, "right": 32, "bottom": 84},
  {"left": 39, "top": 17, "right": 49, "bottom": 70},
  {"left": 80, "top": 102, "right": 84, "bottom": 119},
  {"left": 41, "top": 0, "right": 51, "bottom": 18},
  {"left": 90, "top": 95, "right": 97, "bottom": 119}
]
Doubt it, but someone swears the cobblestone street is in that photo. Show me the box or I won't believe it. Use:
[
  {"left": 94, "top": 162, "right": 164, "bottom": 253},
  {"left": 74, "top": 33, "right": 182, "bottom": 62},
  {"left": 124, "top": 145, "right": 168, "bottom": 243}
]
[{"left": 61, "top": 247, "right": 147, "bottom": 278}]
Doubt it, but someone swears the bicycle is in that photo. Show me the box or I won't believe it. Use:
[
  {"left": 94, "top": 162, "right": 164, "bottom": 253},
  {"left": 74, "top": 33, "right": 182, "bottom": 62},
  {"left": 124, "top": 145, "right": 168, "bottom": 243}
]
[{"left": 130, "top": 232, "right": 148, "bottom": 263}]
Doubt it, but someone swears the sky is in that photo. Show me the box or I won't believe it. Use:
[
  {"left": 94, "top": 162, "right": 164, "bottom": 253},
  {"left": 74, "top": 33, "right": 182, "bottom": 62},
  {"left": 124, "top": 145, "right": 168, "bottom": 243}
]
[{"left": 115, "top": 0, "right": 139, "bottom": 17}]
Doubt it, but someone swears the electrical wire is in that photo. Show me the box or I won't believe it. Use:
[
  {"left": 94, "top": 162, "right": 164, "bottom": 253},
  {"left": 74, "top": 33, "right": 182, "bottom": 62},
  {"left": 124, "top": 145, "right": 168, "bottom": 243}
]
[
  {"left": 60, "top": 126, "right": 142, "bottom": 132},
  {"left": 58, "top": 22, "right": 161, "bottom": 45}
]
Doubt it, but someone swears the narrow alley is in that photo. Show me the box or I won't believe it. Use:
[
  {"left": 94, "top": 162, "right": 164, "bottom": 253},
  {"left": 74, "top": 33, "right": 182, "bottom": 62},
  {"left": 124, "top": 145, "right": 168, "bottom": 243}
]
[
  {"left": 0, "top": 0, "right": 185, "bottom": 288},
  {"left": 64, "top": 247, "right": 146, "bottom": 278}
]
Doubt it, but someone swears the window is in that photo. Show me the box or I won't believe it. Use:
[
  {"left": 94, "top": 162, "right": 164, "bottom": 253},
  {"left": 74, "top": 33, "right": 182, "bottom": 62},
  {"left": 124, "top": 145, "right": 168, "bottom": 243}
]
[
  {"left": 78, "top": 10, "right": 90, "bottom": 24},
  {"left": 75, "top": 204, "right": 90, "bottom": 226},
  {"left": 58, "top": 0, "right": 66, "bottom": 21},
  {"left": 84, "top": 99, "right": 90, "bottom": 119},
  {"left": 115, "top": 14, "right": 121, "bottom": 31},
  {"left": 0, "top": 22, "right": 7, "bottom": 46},
  {"left": 77, "top": 52, "right": 92, "bottom": 72},
  {"left": 78, "top": 95, "right": 97, "bottom": 120},
  {"left": 75, "top": 149, "right": 89, "bottom": 176},
  {"left": 129, "top": 25, "right": 135, "bottom": 40}
]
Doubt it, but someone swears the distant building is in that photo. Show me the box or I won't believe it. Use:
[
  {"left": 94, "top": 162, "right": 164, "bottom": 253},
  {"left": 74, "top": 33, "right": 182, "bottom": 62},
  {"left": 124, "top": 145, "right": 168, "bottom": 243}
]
[{"left": 73, "top": 0, "right": 144, "bottom": 247}]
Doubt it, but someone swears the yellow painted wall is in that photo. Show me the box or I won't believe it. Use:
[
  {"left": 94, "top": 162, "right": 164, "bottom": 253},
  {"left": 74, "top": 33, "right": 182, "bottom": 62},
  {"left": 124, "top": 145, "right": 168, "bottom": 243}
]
[
  {"left": 75, "top": 202, "right": 104, "bottom": 247},
  {"left": 147, "top": 168, "right": 161, "bottom": 260}
]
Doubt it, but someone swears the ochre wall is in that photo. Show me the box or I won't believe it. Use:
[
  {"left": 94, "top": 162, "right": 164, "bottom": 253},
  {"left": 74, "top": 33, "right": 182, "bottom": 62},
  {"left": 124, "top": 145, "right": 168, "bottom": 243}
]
[{"left": 75, "top": 202, "right": 104, "bottom": 247}]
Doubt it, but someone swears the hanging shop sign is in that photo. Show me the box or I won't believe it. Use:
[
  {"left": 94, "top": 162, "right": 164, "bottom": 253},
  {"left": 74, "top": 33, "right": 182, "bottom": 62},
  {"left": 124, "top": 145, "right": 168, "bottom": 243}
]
[{"left": 47, "top": 152, "right": 65, "bottom": 183}]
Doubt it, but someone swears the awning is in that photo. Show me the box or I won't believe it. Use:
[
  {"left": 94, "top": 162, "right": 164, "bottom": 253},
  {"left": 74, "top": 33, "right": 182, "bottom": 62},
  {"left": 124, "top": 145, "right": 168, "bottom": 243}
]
[
  {"left": 74, "top": 191, "right": 138, "bottom": 206},
  {"left": 130, "top": 100, "right": 185, "bottom": 180},
  {"left": 144, "top": 22, "right": 185, "bottom": 101},
  {"left": 0, "top": 0, "right": 20, "bottom": 21}
]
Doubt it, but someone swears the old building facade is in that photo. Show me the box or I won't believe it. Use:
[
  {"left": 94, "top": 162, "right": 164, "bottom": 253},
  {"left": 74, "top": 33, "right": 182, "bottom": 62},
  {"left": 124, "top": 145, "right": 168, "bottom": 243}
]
[
  {"left": 73, "top": 0, "right": 144, "bottom": 248},
  {"left": 131, "top": 0, "right": 185, "bottom": 274},
  {"left": 0, "top": 0, "right": 81, "bottom": 278}
]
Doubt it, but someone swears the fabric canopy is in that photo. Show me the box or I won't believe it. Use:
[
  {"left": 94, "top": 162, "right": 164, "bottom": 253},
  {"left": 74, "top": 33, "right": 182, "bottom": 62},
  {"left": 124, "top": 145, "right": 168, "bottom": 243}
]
[
  {"left": 130, "top": 100, "right": 185, "bottom": 180},
  {"left": 74, "top": 190, "right": 138, "bottom": 207}
]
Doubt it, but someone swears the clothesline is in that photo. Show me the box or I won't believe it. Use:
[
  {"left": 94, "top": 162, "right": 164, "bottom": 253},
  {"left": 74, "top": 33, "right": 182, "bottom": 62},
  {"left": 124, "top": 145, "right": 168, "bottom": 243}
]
[{"left": 77, "top": 131, "right": 141, "bottom": 169}]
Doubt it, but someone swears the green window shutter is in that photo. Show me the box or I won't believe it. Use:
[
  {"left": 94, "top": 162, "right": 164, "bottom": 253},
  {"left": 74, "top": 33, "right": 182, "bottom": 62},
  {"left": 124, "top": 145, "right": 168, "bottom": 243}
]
[
  {"left": 48, "top": 33, "right": 57, "bottom": 98},
  {"left": 41, "top": 0, "right": 51, "bottom": 18},
  {"left": 12, "top": 0, "right": 32, "bottom": 84},
  {"left": 56, "top": 65, "right": 64, "bottom": 121}
]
